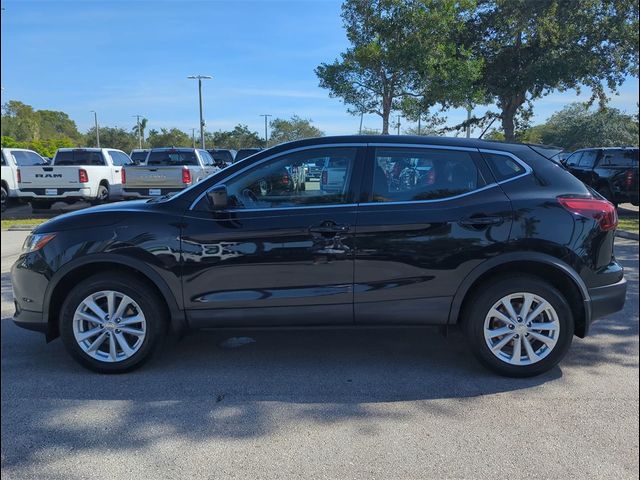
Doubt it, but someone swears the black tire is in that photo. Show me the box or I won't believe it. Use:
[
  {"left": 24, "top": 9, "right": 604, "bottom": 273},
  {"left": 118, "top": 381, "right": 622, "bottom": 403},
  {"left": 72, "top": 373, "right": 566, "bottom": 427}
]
[
  {"left": 30, "top": 199, "right": 53, "bottom": 211},
  {"left": 59, "top": 273, "right": 167, "bottom": 373},
  {"left": 1, "top": 185, "right": 7, "bottom": 212},
  {"left": 463, "top": 275, "right": 574, "bottom": 377},
  {"left": 92, "top": 184, "right": 109, "bottom": 205}
]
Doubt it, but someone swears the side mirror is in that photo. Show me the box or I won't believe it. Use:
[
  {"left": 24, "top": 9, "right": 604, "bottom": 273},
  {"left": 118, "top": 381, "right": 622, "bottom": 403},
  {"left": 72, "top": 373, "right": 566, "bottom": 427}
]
[{"left": 207, "top": 184, "right": 228, "bottom": 209}]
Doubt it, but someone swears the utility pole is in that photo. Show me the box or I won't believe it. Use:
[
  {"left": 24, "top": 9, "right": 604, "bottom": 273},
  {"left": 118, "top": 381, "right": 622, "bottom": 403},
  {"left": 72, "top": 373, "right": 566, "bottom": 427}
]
[
  {"left": 191, "top": 128, "right": 196, "bottom": 148},
  {"left": 260, "top": 114, "right": 272, "bottom": 148},
  {"left": 417, "top": 113, "right": 421, "bottom": 135},
  {"left": 90, "top": 110, "right": 100, "bottom": 147},
  {"left": 359, "top": 111, "right": 364, "bottom": 135},
  {"left": 132, "top": 114, "right": 143, "bottom": 148},
  {"left": 187, "top": 75, "right": 212, "bottom": 149},
  {"left": 396, "top": 115, "right": 401, "bottom": 135},
  {"left": 466, "top": 105, "right": 472, "bottom": 138}
]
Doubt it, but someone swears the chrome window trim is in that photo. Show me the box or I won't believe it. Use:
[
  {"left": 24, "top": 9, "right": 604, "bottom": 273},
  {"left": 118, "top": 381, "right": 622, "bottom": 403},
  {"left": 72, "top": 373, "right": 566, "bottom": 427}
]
[
  {"left": 189, "top": 143, "right": 366, "bottom": 210},
  {"left": 368, "top": 142, "right": 478, "bottom": 153}
]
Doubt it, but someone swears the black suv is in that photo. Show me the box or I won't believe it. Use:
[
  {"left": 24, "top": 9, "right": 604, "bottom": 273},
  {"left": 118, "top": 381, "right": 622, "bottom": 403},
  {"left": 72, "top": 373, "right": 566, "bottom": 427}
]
[
  {"left": 11, "top": 136, "right": 626, "bottom": 376},
  {"left": 563, "top": 147, "right": 639, "bottom": 206}
]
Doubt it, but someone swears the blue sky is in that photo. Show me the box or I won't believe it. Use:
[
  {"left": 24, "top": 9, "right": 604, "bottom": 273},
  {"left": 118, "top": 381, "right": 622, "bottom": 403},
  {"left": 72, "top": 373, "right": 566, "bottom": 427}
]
[{"left": 1, "top": 0, "right": 638, "bottom": 138}]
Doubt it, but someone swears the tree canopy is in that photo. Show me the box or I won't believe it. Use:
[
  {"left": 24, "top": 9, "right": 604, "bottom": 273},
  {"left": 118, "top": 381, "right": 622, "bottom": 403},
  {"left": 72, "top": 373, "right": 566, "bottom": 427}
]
[
  {"left": 147, "top": 128, "right": 193, "bottom": 148},
  {"left": 269, "top": 116, "right": 324, "bottom": 145},
  {"left": 316, "top": 0, "right": 480, "bottom": 134},
  {"left": 206, "top": 124, "right": 263, "bottom": 150},
  {"left": 464, "top": 0, "right": 639, "bottom": 140},
  {"left": 85, "top": 126, "right": 139, "bottom": 152}
]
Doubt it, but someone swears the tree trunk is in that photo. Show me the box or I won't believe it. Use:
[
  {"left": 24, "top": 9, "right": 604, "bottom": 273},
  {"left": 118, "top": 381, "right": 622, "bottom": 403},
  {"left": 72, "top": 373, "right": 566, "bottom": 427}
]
[{"left": 499, "top": 92, "right": 525, "bottom": 142}]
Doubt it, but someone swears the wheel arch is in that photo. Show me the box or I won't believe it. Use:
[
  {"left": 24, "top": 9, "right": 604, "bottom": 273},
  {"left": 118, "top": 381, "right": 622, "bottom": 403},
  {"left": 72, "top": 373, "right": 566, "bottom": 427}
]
[
  {"left": 44, "top": 254, "right": 186, "bottom": 341},
  {"left": 449, "top": 252, "right": 591, "bottom": 338}
]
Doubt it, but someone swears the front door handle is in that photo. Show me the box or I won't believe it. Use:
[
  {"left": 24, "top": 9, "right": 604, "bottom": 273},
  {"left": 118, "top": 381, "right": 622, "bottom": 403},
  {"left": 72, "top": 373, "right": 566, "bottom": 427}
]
[
  {"left": 458, "top": 215, "right": 504, "bottom": 227},
  {"left": 309, "top": 222, "right": 350, "bottom": 234}
]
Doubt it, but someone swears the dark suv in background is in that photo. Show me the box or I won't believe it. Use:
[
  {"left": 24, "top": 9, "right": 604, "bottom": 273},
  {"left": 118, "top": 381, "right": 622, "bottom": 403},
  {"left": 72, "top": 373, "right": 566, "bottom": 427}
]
[
  {"left": 563, "top": 147, "right": 639, "bottom": 206},
  {"left": 11, "top": 136, "right": 626, "bottom": 377}
]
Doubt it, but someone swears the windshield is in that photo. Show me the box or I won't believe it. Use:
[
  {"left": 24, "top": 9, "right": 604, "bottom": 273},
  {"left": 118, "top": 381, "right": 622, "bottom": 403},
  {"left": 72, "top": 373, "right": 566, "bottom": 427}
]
[
  {"left": 54, "top": 150, "right": 105, "bottom": 166},
  {"left": 147, "top": 150, "right": 198, "bottom": 166}
]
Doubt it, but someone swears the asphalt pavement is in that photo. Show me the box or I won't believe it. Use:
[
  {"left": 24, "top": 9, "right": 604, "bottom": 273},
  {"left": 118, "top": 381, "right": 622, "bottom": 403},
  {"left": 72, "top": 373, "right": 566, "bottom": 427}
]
[{"left": 1, "top": 229, "right": 638, "bottom": 480}]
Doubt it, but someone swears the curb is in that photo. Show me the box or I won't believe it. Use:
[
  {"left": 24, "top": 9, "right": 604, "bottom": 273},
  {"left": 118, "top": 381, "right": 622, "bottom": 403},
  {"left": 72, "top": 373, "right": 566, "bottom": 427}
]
[
  {"left": 616, "top": 230, "right": 639, "bottom": 241},
  {"left": 6, "top": 225, "right": 37, "bottom": 231}
]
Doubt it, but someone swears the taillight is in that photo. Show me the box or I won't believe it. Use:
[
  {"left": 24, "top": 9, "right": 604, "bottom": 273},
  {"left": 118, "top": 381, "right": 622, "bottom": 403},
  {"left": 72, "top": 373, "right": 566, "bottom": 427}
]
[
  {"left": 17, "top": 169, "right": 21, "bottom": 183},
  {"left": 558, "top": 196, "right": 618, "bottom": 231},
  {"left": 321, "top": 170, "right": 327, "bottom": 185},
  {"left": 79, "top": 169, "right": 89, "bottom": 183},
  {"left": 121, "top": 168, "right": 126, "bottom": 184},
  {"left": 182, "top": 168, "right": 192, "bottom": 184},
  {"left": 625, "top": 169, "right": 634, "bottom": 188}
]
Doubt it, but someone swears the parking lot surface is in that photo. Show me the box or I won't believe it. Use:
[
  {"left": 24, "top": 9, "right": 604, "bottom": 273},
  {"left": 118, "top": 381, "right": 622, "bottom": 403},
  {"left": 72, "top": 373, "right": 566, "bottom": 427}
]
[{"left": 1, "top": 229, "right": 638, "bottom": 480}]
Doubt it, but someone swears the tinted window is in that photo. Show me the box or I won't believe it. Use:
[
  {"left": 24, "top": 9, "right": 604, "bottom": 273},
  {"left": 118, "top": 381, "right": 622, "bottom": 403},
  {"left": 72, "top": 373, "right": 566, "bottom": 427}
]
[
  {"left": 147, "top": 150, "right": 198, "bottom": 166},
  {"left": 482, "top": 152, "right": 525, "bottom": 181},
  {"left": 236, "top": 149, "right": 261, "bottom": 162},
  {"left": 599, "top": 149, "right": 638, "bottom": 167},
  {"left": 54, "top": 150, "right": 105, "bottom": 166},
  {"left": 223, "top": 147, "right": 357, "bottom": 208},
  {"left": 130, "top": 151, "right": 148, "bottom": 164},
  {"left": 12, "top": 151, "right": 48, "bottom": 166},
  {"left": 110, "top": 151, "right": 133, "bottom": 166},
  {"left": 199, "top": 150, "right": 214, "bottom": 166},
  {"left": 578, "top": 150, "right": 599, "bottom": 167},
  {"left": 371, "top": 148, "right": 486, "bottom": 202},
  {"left": 565, "top": 152, "right": 583, "bottom": 167},
  {"left": 208, "top": 150, "right": 234, "bottom": 163}
]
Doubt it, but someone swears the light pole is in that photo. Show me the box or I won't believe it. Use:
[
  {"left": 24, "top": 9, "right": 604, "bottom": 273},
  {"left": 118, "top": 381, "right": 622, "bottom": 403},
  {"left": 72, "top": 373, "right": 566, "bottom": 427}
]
[
  {"left": 466, "top": 105, "right": 473, "bottom": 138},
  {"left": 90, "top": 110, "right": 100, "bottom": 147},
  {"left": 396, "top": 115, "right": 401, "bottom": 135},
  {"left": 187, "top": 75, "right": 212, "bottom": 149},
  {"left": 260, "top": 114, "right": 272, "bottom": 148},
  {"left": 358, "top": 111, "right": 364, "bottom": 135},
  {"left": 132, "top": 114, "right": 143, "bottom": 148}
]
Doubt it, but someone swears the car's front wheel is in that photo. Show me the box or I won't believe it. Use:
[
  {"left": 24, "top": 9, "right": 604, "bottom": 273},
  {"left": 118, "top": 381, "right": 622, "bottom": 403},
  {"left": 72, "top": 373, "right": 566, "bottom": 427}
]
[
  {"left": 463, "top": 275, "right": 574, "bottom": 377},
  {"left": 59, "top": 273, "right": 166, "bottom": 373}
]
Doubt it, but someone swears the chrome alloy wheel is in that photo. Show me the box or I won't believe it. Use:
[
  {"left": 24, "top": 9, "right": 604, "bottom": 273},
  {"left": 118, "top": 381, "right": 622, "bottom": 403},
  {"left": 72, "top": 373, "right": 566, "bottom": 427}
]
[
  {"left": 483, "top": 292, "right": 560, "bottom": 366},
  {"left": 72, "top": 290, "right": 147, "bottom": 363}
]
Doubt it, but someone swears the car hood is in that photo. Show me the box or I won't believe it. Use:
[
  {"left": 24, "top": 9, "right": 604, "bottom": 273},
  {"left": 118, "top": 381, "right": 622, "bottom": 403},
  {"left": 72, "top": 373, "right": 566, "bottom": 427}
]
[{"left": 34, "top": 200, "right": 157, "bottom": 233}]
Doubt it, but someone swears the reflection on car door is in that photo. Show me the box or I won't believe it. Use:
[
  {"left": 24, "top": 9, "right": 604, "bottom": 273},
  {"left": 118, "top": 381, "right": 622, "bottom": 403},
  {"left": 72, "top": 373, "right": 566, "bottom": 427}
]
[
  {"left": 354, "top": 146, "right": 514, "bottom": 325},
  {"left": 181, "top": 145, "right": 365, "bottom": 327}
]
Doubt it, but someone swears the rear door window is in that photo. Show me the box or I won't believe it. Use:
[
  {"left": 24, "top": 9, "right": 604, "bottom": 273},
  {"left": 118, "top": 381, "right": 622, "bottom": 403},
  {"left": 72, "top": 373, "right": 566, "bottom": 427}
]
[
  {"left": 481, "top": 152, "right": 526, "bottom": 181},
  {"left": 147, "top": 150, "right": 198, "bottom": 166},
  {"left": 371, "top": 148, "right": 487, "bottom": 202},
  {"left": 109, "top": 151, "right": 134, "bottom": 166},
  {"left": 599, "top": 149, "right": 639, "bottom": 167}
]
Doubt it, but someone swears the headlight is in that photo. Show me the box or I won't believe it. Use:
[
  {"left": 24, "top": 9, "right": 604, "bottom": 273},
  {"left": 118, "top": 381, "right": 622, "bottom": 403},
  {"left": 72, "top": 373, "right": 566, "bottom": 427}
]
[{"left": 22, "top": 233, "right": 56, "bottom": 253}]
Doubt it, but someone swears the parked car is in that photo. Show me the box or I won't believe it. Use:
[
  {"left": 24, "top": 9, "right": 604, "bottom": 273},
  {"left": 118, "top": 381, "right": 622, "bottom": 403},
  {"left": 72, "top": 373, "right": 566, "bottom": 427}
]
[
  {"left": 12, "top": 135, "right": 626, "bottom": 376},
  {"left": 235, "top": 148, "right": 263, "bottom": 162},
  {"left": 129, "top": 149, "right": 151, "bottom": 165},
  {"left": 563, "top": 147, "right": 639, "bottom": 206},
  {"left": 320, "top": 156, "right": 349, "bottom": 194},
  {"left": 17, "top": 148, "right": 131, "bottom": 210},
  {"left": 122, "top": 148, "right": 220, "bottom": 199},
  {"left": 207, "top": 149, "right": 236, "bottom": 168},
  {"left": 1, "top": 148, "right": 50, "bottom": 211}
]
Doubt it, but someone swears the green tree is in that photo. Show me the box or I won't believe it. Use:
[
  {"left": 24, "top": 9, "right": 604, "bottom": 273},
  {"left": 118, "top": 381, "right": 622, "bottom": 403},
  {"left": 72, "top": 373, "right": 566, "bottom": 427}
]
[
  {"left": 316, "top": 0, "right": 480, "bottom": 134},
  {"left": 465, "top": 0, "right": 639, "bottom": 141},
  {"left": 206, "top": 124, "right": 263, "bottom": 150},
  {"left": 37, "top": 110, "right": 83, "bottom": 143},
  {"left": 535, "top": 103, "right": 639, "bottom": 150},
  {"left": 0, "top": 135, "right": 76, "bottom": 158},
  {"left": 147, "top": 128, "right": 192, "bottom": 148},
  {"left": 1, "top": 100, "right": 40, "bottom": 141},
  {"left": 269, "top": 116, "right": 324, "bottom": 145},
  {"left": 85, "top": 126, "right": 138, "bottom": 152},
  {"left": 131, "top": 117, "right": 148, "bottom": 145}
]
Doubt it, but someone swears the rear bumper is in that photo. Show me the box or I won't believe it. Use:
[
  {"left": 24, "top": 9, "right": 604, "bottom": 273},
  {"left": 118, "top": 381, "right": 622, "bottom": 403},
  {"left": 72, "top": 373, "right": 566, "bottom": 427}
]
[
  {"left": 16, "top": 187, "right": 94, "bottom": 200},
  {"left": 123, "top": 187, "right": 184, "bottom": 199},
  {"left": 589, "top": 277, "right": 627, "bottom": 321}
]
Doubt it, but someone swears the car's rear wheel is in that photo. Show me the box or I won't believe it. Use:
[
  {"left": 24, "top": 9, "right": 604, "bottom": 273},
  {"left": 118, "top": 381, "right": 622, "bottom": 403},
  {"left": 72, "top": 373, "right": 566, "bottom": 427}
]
[
  {"left": 463, "top": 275, "right": 574, "bottom": 377},
  {"left": 60, "top": 273, "right": 166, "bottom": 373},
  {"left": 1, "top": 185, "right": 7, "bottom": 212},
  {"left": 92, "top": 184, "right": 109, "bottom": 205}
]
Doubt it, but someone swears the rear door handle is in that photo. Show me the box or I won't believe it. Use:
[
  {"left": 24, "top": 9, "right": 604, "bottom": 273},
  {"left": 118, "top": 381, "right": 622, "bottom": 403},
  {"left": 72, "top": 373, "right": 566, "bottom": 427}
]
[{"left": 458, "top": 216, "right": 504, "bottom": 227}]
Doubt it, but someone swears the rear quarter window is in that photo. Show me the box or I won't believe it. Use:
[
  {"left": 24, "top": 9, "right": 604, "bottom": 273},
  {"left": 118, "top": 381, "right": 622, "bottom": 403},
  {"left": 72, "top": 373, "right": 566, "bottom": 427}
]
[{"left": 481, "top": 152, "right": 526, "bottom": 181}]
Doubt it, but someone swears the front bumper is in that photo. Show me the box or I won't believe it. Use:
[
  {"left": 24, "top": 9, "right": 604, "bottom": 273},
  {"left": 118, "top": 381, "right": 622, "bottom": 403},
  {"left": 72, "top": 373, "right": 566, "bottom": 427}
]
[
  {"left": 11, "top": 254, "right": 49, "bottom": 336},
  {"left": 13, "top": 301, "right": 47, "bottom": 333}
]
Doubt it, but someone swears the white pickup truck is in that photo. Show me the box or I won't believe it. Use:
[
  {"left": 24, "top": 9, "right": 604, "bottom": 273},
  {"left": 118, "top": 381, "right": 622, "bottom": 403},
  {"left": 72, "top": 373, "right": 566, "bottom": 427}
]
[
  {"left": 123, "top": 148, "right": 220, "bottom": 199},
  {"left": 1, "top": 148, "right": 50, "bottom": 211},
  {"left": 17, "top": 148, "right": 133, "bottom": 210}
]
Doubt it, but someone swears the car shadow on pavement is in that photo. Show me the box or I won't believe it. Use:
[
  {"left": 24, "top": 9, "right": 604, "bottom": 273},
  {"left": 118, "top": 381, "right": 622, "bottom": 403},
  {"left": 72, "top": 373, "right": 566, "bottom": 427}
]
[{"left": 1, "top": 241, "right": 637, "bottom": 474}]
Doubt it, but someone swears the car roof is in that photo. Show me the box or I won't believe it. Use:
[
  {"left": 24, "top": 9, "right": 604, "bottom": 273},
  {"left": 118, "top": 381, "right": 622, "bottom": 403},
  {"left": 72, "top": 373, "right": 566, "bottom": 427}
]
[
  {"left": 149, "top": 147, "right": 197, "bottom": 151},
  {"left": 57, "top": 148, "right": 103, "bottom": 152},
  {"left": 575, "top": 147, "right": 639, "bottom": 151}
]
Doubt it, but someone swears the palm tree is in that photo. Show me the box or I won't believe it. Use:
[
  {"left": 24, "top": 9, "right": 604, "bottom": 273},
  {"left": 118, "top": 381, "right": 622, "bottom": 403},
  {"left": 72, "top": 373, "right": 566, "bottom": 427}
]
[{"left": 131, "top": 117, "right": 148, "bottom": 144}]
